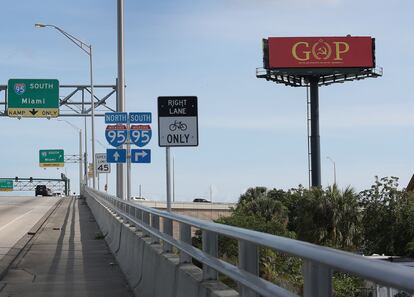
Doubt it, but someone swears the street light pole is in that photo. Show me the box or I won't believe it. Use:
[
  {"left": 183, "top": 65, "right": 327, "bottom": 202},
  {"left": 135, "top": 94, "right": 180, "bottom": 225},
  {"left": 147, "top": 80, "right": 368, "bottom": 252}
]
[
  {"left": 89, "top": 45, "right": 96, "bottom": 189},
  {"left": 84, "top": 118, "right": 88, "bottom": 186},
  {"left": 79, "top": 129, "right": 83, "bottom": 191},
  {"left": 57, "top": 119, "right": 83, "bottom": 193},
  {"left": 117, "top": 0, "right": 127, "bottom": 200},
  {"left": 326, "top": 156, "right": 337, "bottom": 185},
  {"left": 35, "top": 23, "right": 97, "bottom": 189}
]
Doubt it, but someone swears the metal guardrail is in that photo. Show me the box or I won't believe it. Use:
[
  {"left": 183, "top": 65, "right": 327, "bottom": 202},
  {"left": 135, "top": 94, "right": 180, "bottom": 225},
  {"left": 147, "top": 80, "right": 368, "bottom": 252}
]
[{"left": 83, "top": 187, "right": 414, "bottom": 297}]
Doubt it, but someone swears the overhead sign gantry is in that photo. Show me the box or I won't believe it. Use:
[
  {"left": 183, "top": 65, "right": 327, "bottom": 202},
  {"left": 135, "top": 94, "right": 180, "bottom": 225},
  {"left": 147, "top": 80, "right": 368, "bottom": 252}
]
[{"left": 257, "top": 36, "right": 382, "bottom": 187}]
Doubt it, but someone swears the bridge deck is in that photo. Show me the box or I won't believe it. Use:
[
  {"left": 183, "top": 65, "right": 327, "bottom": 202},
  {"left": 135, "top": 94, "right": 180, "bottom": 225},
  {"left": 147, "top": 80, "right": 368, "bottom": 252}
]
[{"left": 0, "top": 197, "right": 133, "bottom": 297}]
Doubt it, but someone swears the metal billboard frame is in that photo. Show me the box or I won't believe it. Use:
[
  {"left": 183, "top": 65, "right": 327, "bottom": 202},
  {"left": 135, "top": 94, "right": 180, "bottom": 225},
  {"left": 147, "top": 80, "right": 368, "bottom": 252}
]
[{"left": 257, "top": 37, "right": 383, "bottom": 188}]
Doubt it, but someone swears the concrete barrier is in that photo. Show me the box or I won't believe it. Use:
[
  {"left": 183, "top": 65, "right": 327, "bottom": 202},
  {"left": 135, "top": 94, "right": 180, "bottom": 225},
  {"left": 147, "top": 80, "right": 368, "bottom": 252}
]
[{"left": 85, "top": 195, "right": 239, "bottom": 297}]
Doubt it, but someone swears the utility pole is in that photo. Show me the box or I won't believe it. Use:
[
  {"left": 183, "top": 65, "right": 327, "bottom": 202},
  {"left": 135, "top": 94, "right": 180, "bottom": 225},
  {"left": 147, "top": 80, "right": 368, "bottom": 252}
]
[
  {"left": 117, "top": 0, "right": 126, "bottom": 200},
  {"left": 327, "top": 156, "right": 337, "bottom": 185}
]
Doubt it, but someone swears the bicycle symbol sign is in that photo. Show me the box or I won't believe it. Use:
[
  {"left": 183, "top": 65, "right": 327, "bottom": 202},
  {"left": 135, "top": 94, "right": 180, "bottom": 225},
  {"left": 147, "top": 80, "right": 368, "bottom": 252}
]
[
  {"left": 169, "top": 120, "right": 187, "bottom": 132},
  {"left": 158, "top": 96, "right": 198, "bottom": 147}
]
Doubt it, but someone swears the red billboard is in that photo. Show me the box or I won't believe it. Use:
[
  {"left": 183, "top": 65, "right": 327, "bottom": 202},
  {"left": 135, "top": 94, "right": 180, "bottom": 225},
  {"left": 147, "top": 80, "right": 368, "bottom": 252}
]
[{"left": 265, "top": 36, "right": 375, "bottom": 69}]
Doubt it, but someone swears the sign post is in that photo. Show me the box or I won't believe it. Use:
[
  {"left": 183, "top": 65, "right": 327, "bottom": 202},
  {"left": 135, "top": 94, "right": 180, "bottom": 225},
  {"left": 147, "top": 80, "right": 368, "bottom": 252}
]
[
  {"left": 39, "top": 149, "right": 64, "bottom": 167},
  {"left": 158, "top": 96, "right": 198, "bottom": 213},
  {"left": 7, "top": 79, "right": 59, "bottom": 118}
]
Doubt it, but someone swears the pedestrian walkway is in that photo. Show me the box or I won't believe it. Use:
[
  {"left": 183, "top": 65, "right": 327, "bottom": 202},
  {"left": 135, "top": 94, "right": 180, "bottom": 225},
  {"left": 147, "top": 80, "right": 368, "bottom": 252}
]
[{"left": 0, "top": 197, "right": 134, "bottom": 297}]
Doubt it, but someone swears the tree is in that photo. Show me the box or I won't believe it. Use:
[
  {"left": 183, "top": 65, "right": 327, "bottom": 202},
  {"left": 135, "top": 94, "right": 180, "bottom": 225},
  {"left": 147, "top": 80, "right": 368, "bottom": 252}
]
[
  {"left": 215, "top": 188, "right": 294, "bottom": 262},
  {"left": 193, "top": 182, "right": 414, "bottom": 296},
  {"left": 360, "top": 176, "right": 414, "bottom": 256},
  {"left": 288, "top": 185, "right": 361, "bottom": 250},
  {"left": 212, "top": 186, "right": 363, "bottom": 295}
]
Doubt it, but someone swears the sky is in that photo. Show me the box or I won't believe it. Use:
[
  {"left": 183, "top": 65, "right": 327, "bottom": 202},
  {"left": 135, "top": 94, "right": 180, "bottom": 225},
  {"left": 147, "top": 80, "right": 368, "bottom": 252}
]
[{"left": 0, "top": 0, "right": 413, "bottom": 202}]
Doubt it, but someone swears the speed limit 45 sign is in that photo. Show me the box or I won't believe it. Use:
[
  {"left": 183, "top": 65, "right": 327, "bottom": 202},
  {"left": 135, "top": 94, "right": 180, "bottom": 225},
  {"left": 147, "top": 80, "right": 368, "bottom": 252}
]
[{"left": 95, "top": 153, "right": 111, "bottom": 173}]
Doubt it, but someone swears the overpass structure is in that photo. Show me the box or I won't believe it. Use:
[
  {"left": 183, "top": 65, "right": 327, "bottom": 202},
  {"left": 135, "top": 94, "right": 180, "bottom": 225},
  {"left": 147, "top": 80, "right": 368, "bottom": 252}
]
[
  {"left": 1, "top": 189, "right": 414, "bottom": 296},
  {"left": 81, "top": 187, "right": 414, "bottom": 297}
]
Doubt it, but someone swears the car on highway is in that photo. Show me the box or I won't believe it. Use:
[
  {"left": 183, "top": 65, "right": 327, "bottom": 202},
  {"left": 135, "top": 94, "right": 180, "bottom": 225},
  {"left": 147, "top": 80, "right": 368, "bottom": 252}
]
[
  {"left": 35, "top": 185, "right": 53, "bottom": 197},
  {"left": 130, "top": 196, "right": 146, "bottom": 201},
  {"left": 193, "top": 198, "right": 211, "bottom": 203}
]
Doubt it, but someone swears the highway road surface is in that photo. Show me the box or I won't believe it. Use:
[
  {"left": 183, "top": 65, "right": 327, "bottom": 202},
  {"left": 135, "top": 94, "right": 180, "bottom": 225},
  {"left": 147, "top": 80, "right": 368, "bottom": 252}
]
[{"left": 0, "top": 196, "right": 58, "bottom": 261}]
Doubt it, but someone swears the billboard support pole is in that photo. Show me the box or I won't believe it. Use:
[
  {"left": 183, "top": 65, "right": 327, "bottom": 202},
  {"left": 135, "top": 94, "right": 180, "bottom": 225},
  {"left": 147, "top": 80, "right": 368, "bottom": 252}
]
[
  {"left": 258, "top": 37, "right": 382, "bottom": 189},
  {"left": 309, "top": 77, "right": 321, "bottom": 187}
]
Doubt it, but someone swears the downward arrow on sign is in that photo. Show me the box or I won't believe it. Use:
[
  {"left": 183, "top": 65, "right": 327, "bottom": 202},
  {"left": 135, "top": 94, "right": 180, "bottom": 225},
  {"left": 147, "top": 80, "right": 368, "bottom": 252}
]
[{"left": 30, "top": 109, "right": 38, "bottom": 115}]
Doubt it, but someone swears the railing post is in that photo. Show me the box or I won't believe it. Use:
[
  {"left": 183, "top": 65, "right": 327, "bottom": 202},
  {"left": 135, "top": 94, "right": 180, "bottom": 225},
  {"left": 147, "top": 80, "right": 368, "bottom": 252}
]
[
  {"left": 142, "top": 211, "right": 150, "bottom": 237},
  {"left": 238, "top": 240, "right": 259, "bottom": 297},
  {"left": 163, "top": 218, "right": 173, "bottom": 252},
  {"left": 137, "top": 208, "right": 143, "bottom": 222},
  {"left": 303, "top": 260, "right": 332, "bottom": 297},
  {"left": 151, "top": 214, "right": 160, "bottom": 243},
  {"left": 125, "top": 204, "right": 129, "bottom": 223},
  {"left": 179, "top": 223, "right": 191, "bottom": 263},
  {"left": 119, "top": 202, "right": 124, "bottom": 221},
  {"left": 202, "top": 230, "right": 218, "bottom": 280}
]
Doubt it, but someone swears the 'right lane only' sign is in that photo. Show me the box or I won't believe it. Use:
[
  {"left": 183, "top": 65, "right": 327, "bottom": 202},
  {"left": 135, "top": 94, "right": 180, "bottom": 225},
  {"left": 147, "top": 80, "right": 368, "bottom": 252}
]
[{"left": 157, "top": 96, "right": 198, "bottom": 147}]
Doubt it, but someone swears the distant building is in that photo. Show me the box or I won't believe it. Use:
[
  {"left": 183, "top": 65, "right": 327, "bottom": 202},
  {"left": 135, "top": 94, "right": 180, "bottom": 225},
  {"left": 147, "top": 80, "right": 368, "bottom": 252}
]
[
  {"left": 407, "top": 175, "right": 414, "bottom": 192},
  {"left": 132, "top": 200, "right": 235, "bottom": 238}
]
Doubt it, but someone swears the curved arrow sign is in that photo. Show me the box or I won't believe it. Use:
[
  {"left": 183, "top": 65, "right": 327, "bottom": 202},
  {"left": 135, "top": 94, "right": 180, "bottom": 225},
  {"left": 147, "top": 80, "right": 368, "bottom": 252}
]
[{"left": 131, "top": 149, "right": 151, "bottom": 163}]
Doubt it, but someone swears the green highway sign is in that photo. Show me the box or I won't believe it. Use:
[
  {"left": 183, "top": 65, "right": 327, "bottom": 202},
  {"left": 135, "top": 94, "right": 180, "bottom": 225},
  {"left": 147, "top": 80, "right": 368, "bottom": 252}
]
[
  {"left": 0, "top": 179, "right": 14, "bottom": 192},
  {"left": 39, "top": 149, "right": 64, "bottom": 167},
  {"left": 7, "top": 79, "right": 59, "bottom": 118}
]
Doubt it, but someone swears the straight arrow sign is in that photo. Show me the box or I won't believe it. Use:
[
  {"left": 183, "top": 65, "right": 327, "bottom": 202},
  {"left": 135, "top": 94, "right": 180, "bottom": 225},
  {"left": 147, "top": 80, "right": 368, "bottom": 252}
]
[
  {"left": 113, "top": 151, "right": 120, "bottom": 161},
  {"left": 106, "top": 149, "right": 127, "bottom": 163}
]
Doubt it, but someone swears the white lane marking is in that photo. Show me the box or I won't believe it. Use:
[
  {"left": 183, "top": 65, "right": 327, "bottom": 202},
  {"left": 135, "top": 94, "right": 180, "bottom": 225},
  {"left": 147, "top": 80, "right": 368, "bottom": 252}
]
[{"left": 0, "top": 209, "right": 35, "bottom": 233}]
